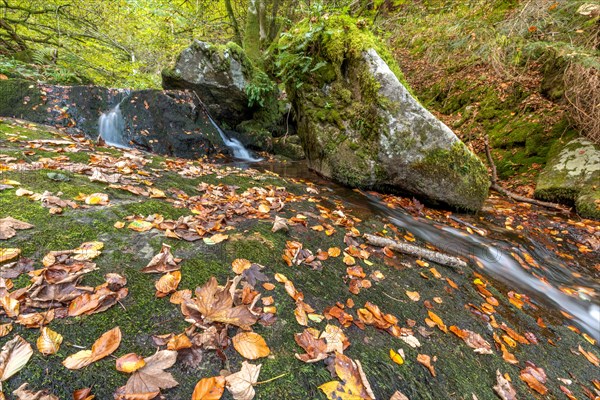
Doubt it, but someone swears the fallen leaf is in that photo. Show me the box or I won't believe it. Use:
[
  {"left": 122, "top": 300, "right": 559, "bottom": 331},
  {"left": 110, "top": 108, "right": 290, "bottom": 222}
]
[
  {"left": 579, "top": 345, "right": 599, "bottom": 367},
  {"left": 232, "top": 259, "right": 252, "bottom": 275},
  {"left": 427, "top": 311, "right": 447, "bottom": 333},
  {"left": 320, "top": 324, "right": 349, "bottom": 354},
  {"left": 12, "top": 383, "right": 58, "bottom": 400},
  {"left": 295, "top": 329, "right": 328, "bottom": 363},
  {"left": 155, "top": 271, "right": 181, "bottom": 297},
  {"left": 417, "top": 354, "right": 435, "bottom": 377},
  {"left": 116, "top": 353, "right": 146, "bottom": 373},
  {"left": 63, "top": 327, "right": 121, "bottom": 369},
  {"left": 123, "top": 350, "right": 178, "bottom": 397},
  {"left": 232, "top": 332, "right": 270, "bottom": 360},
  {"left": 0, "top": 248, "right": 20, "bottom": 263},
  {"left": 319, "top": 352, "right": 374, "bottom": 400},
  {"left": 0, "top": 218, "right": 33, "bottom": 240},
  {"left": 0, "top": 335, "right": 33, "bottom": 382},
  {"left": 36, "top": 327, "right": 63, "bottom": 355},
  {"left": 493, "top": 370, "right": 517, "bottom": 400},
  {"left": 142, "top": 244, "right": 179, "bottom": 273},
  {"left": 406, "top": 291, "right": 420, "bottom": 302},
  {"left": 225, "top": 361, "right": 261, "bottom": 400},
  {"left": 390, "top": 391, "right": 409, "bottom": 400},
  {"left": 192, "top": 376, "right": 225, "bottom": 400},
  {"left": 72, "top": 387, "right": 94, "bottom": 400},
  {"left": 271, "top": 216, "right": 288, "bottom": 233},
  {"left": 127, "top": 220, "right": 153, "bottom": 232},
  {"left": 520, "top": 363, "right": 547, "bottom": 395},
  {"left": 390, "top": 349, "right": 404, "bottom": 365}
]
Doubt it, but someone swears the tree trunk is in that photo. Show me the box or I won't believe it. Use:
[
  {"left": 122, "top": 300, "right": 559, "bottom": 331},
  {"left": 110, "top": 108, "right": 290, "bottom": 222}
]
[
  {"left": 224, "top": 0, "right": 243, "bottom": 46},
  {"left": 243, "top": 0, "right": 261, "bottom": 61}
]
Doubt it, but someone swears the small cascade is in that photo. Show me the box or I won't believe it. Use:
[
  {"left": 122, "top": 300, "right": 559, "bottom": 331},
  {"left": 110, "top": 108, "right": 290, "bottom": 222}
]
[
  {"left": 207, "top": 116, "right": 262, "bottom": 162},
  {"left": 98, "top": 105, "right": 130, "bottom": 149}
]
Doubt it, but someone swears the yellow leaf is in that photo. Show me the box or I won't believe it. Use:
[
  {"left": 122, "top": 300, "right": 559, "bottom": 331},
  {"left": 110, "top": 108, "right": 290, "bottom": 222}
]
[
  {"left": 328, "top": 247, "right": 341, "bottom": 257},
  {"left": 0, "top": 248, "right": 20, "bottom": 263},
  {"left": 36, "top": 327, "right": 63, "bottom": 355},
  {"left": 389, "top": 349, "right": 404, "bottom": 365},
  {"left": 232, "top": 332, "right": 270, "bottom": 360},
  {"left": 427, "top": 311, "right": 447, "bottom": 333},
  {"left": 405, "top": 291, "right": 420, "bottom": 302},
  {"left": 63, "top": 327, "right": 121, "bottom": 370},
  {"left": 128, "top": 220, "right": 153, "bottom": 232},
  {"left": 232, "top": 259, "right": 252, "bottom": 274},
  {"left": 116, "top": 353, "right": 146, "bottom": 373},
  {"left": 155, "top": 271, "right": 181, "bottom": 297}
]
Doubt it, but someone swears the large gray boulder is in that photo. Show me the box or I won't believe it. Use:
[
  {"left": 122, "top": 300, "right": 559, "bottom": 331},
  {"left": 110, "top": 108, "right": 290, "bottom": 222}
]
[
  {"left": 535, "top": 138, "right": 600, "bottom": 219},
  {"left": 162, "top": 41, "right": 256, "bottom": 127},
  {"left": 280, "top": 16, "right": 489, "bottom": 211}
]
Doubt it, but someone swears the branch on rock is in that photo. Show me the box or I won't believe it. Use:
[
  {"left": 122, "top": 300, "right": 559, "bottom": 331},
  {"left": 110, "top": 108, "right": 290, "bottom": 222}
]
[
  {"left": 483, "top": 135, "right": 570, "bottom": 213},
  {"left": 363, "top": 233, "right": 467, "bottom": 269}
]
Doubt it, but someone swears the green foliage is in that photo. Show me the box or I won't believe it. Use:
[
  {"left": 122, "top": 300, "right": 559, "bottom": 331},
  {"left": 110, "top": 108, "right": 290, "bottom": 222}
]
[{"left": 246, "top": 70, "right": 276, "bottom": 107}]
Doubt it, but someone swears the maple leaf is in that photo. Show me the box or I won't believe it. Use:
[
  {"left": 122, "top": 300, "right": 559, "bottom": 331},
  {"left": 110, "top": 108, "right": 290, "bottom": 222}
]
[
  {"left": 0, "top": 218, "right": 33, "bottom": 240},
  {"left": 319, "top": 352, "right": 374, "bottom": 400},
  {"left": 121, "top": 350, "right": 178, "bottom": 397},
  {"left": 225, "top": 361, "right": 261, "bottom": 400},
  {"left": 182, "top": 277, "right": 258, "bottom": 329},
  {"left": 142, "top": 244, "right": 180, "bottom": 273}
]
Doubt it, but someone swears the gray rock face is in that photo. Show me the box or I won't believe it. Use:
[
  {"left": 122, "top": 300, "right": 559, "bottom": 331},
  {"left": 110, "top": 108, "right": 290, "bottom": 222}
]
[
  {"left": 293, "top": 49, "right": 489, "bottom": 211},
  {"left": 535, "top": 138, "right": 600, "bottom": 219},
  {"left": 0, "top": 79, "right": 225, "bottom": 159},
  {"left": 162, "top": 41, "right": 255, "bottom": 127}
]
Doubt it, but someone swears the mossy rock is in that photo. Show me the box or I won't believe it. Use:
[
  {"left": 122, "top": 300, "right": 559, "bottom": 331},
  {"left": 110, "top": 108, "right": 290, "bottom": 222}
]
[
  {"left": 272, "top": 135, "right": 306, "bottom": 160},
  {"left": 275, "top": 15, "right": 489, "bottom": 211},
  {"left": 0, "top": 79, "right": 47, "bottom": 123},
  {"left": 535, "top": 137, "right": 600, "bottom": 219}
]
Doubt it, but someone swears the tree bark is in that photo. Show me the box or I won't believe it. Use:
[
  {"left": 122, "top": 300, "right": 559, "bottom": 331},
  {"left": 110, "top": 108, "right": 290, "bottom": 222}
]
[
  {"left": 363, "top": 233, "right": 467, "bottom": 269},
  {"left": 224, "top": 0, "right": 243, "bottom": 46}
]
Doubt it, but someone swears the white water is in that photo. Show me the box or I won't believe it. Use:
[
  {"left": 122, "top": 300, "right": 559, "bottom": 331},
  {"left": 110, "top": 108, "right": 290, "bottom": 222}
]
[
  {"left": 98, "top": 105, "right": 131, "bottom": 149},
  {"left": 207, "top": 116, "right": 262, "bottom": 162}
]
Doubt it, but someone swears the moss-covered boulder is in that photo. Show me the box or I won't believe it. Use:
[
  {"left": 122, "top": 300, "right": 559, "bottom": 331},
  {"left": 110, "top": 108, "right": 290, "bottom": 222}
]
[
  {"left": 535, "top": 138, "right": 600, "bottom": 219},
  {"left": 276, "top": 16, "right": 489, "bottom": 211},
  {"left": 162, "top": 41, "right": 260, "bottom": 127}
]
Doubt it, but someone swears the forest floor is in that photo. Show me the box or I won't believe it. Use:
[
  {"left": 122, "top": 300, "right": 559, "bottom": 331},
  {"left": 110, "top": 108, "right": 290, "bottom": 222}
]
[{"left": 0, "top": 117, "right": 598, "bottom": 400}]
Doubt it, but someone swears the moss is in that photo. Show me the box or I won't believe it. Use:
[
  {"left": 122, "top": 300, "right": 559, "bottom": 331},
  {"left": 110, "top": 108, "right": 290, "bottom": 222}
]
[
  {"left": 0, "top": 80, "right": 47, "bottom": 123},
  {"left": 575, "top": 188, "right": 600, "bottom": 220}
]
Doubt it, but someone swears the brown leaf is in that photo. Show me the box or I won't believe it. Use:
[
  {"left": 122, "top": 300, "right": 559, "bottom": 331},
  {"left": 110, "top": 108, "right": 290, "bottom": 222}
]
[
  {"left": 417, "top": 354, "right": 436, "bottom": 377},
  {"left": 12, "top": 383, "right": 58, "bottom": 400},
  {"left": 124, "top": 350, "right": 178, "bottom": 397},
  {"left": 579, "top": 345, "right": 600, "bottom": 367},
  {"left": 319, "top": 352, "right": 374, "bottom": 400},
  {"left": 182, "top": 277, "right": 258, "bottom": 329},
  {"left": 192, "top": 376, "right": 225, "bottom": 400},
  {"left": 232, "top": 332, "right": 270, "bottom": 360},
  {"left": 155, "top": 271, "right": 181, "bottom": 297},
  {"left": 520, "top": 363, "right": 547, "bottom": 395},
  {"left": 493, "top": 370, "right": 517, "bottom": 400},
  {"left": 0, "top": 217, "right": 33, "bottom": 240},
  {"left": 62, "top": 327, "right": 121, "bottom": 369},
  {"left": 390, "top": 391, "right": 409, "bottom": 400},
  {"left": 225, "top": 361, "right": 261, "bottom": 400},
  {"left": 142, "top": 244, "right": 179, "bottom": 273},
  {"left": 0, "top": 335, "right": 33, "bottom": 382},
  {"left": 72, "top": 387, "right": 94, "bottom": 400},
  {"left": 232, "top": 259, "right": 252, "bottom": 275},
  {"left": 295, "top": 329, "right": 328, "bottom": 363}
]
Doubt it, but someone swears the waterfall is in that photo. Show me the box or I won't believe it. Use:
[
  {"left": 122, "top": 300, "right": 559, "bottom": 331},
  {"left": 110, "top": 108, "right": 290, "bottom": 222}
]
[
  {"left": 98, "top": 105, "right": 130, "bottom": 149},
  {"left": 207, "top": 115, "right": 262, "bottom": 162}
]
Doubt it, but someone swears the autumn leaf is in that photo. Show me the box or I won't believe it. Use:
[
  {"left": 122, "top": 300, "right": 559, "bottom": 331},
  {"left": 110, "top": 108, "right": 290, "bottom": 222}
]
[
  {"left": 72, "top": 387, "right": 95, "bottom": 400},
  {"left": 493, "top": 370, "right": 517, "bottom": 400},
  {"left": 36, "top": 327, "right": 63, "bottom": 355},
  {"left": 142, "top": 243, "right": 179, "bottom": 273},
  {"left": 12, "top": 383, "right": 58, "bottom": 400},
  {"left": 122, "top": 350, "right": 178, "bottom": 397},
  {"left": 390, "top": 349, "right": 404, "bottom": 365},
  {"left": 578, "top": 345, "right": 599, "bottom": 367},
  {"left": 416, "top": 354, "right": 435, "bottom": 377},
  {"left": 320, "top": 324, "right": 349, "bottom": 354},
  {"left": 181, "top": 277, "right": 258, "bottom": 329},
  {"left": 116, "top": 353, "right": 146, "bottom": 373},
  {"left": 127, "top": 220, "right": 153, "bottom": 232},
  {"left": 63, "top": 327, "right": 121, "bottom": 370},
  {"left": 225, "top": 361, "right": 261, "bottom": 400},
  {"left": 0, "top": 248, "right": 20, "bottom": 264},
  {"left": 232, "top": 259, "right": 252, "bottom": 275},
  {"left": 427, "top": 311, "right": 447, "bottom": 333},
  {"left": 295, "top": 329, "right": 328, "bottom": 363},
  {"left": 0, "top": 218, "right": 33, "bottom": 240},
  {"left": 232, "top": 332, "right": 270, "bottom": 360},
  {"left": 319, "top": 352, "right": 374, "bottom": 400},
  {"left": 406, "top": 291, "right": 420, "bottom": 302},
  {"left": 155, "top": 271, "right": 181, "bottom": 297},
  {"left": 192, "top": 376, "right": 225, "bottom": 400},
  {"left": 0, "top": 335, "right": 33, "bottom": 382},
  {"left": 271, "top": 216, "right": 288, "bottom": 233},
  {"left": 519, "top": 363, "right": 547, "bottom": 395}
]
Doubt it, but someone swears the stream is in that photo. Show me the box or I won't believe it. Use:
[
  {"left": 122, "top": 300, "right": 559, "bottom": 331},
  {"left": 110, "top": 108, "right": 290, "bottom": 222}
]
[{"left": 250, "top": 159, "right": 600, "bottom": 341}]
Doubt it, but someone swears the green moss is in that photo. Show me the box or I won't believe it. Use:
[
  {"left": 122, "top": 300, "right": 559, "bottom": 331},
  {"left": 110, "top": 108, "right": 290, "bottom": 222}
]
[
  {"left": 0, "top": 80, "right": 46, "bottom": 122},
  {"left": 576, "top": 188, "right": 600, "bottom": 220}
]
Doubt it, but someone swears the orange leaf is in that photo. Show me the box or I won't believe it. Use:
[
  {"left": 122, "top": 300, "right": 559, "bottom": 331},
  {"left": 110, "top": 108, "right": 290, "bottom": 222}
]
[
  {"left": 192, "top": 376, "right": 225, "bottom": 400},
  {"left": 427, "top": 311, "right": 447, "bottom": 333},
  {"left": 116, "top": 353, "right": 146, "bottom": 373},
  {"left": 232, "top": 332, "right": 270, "bottom": 360}
]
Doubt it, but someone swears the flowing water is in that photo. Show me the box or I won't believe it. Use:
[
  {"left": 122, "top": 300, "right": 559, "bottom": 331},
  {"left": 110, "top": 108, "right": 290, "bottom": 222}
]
[
  {"left": 207, "top": 116, "right": 262, "bottom": 162},
  {"left": 252, "top": 160, "right": 600, "bottom": 341},
  {"left": 98, "top": 105, "right": 131, "bottom": 149}
]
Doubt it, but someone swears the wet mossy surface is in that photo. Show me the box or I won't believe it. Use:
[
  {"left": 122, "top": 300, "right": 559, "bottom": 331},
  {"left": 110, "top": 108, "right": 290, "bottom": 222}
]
[{"left": 0, "top": 120, "right": 598, "bottom": 399}]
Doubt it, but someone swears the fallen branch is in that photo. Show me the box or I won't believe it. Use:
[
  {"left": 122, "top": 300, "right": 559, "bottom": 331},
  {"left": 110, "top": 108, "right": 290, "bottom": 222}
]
[
  {"left": 483, "top": 136, "right": 570, "bottom": 213},
  {"left": 363, "top": 233, "right": 467, "bottom": 269}
]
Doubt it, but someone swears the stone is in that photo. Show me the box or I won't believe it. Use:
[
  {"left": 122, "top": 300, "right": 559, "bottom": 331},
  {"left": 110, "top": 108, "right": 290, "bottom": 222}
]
[
  {"left": 162, "top": 41, "right": 256, "bottom": 127},
  {"left": 279, "top": 16, "right": 489, "bottom": 211},
  {"left": 535, "top": 138, "right": 600, "bottom": 219}
]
